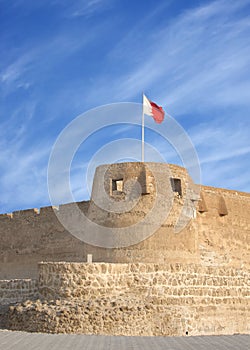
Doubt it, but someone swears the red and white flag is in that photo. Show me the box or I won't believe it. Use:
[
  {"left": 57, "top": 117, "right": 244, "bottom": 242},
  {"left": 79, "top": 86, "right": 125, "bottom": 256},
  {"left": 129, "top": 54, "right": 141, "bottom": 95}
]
[{"left": 143, "top": 94, "right": 165, "bottom": 123}]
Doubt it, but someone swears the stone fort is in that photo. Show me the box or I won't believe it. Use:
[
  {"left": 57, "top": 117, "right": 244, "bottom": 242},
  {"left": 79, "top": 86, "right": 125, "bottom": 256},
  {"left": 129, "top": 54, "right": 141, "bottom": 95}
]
[{"left": 0, "top": 162, "right": 249, "bottom": 336}]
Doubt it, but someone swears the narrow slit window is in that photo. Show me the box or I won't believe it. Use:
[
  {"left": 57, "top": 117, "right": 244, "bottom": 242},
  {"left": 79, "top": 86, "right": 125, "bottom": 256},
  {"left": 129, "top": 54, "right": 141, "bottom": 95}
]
[
  {"left": 171, "top": 178, "right": 182, "bottom": 197},
  {"left": 112, "top": 178, "right": 124, "bottom": 194}
]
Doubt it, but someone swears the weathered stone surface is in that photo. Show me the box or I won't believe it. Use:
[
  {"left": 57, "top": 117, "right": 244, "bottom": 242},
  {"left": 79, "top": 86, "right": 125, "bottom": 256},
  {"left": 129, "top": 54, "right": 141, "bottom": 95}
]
[
  {"left": 0, "top": 162, "right": 249, "bottom": 337},
  {"left": 4, "top": 262, "right": 250, "bottom": 336},
  {"left": 0, "top": 163, "right": 249, "bottom": 279},
  {"left": 0, "top": 279, "right": 38, "bottom": 305}
]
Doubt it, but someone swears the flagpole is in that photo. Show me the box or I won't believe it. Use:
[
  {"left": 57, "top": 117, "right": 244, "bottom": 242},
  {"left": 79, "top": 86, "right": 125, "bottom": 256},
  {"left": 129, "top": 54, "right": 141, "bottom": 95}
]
[{"left": 142, "top": 93, "right": 145, "bottom": 162}]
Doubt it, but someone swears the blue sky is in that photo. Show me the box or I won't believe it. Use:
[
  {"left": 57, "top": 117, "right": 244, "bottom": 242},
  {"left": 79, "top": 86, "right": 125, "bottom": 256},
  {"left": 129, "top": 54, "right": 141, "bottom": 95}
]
[{"left": 0, "top": 0, "right": 250, "bottom": 213}]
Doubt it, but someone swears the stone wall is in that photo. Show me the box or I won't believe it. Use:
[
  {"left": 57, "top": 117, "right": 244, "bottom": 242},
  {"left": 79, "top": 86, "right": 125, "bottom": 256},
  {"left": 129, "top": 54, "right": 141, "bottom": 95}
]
[
  {"left": 0, "top": 163, "right": 200, "bottom": 278},
  {"left": 6, "top": 262, "right": 250, "bottom": 336},
  {"left": 0, "top": 279, "right": 38, "bottom": 305},
  {"left": 196, "top": 186, "right": 250, "bottom": 269},
  {"left": 38, "top": 262, "right": 249, "bottom": 300},
  {"left": 1, "top": 162, "right": 250, "bottom": 279}
]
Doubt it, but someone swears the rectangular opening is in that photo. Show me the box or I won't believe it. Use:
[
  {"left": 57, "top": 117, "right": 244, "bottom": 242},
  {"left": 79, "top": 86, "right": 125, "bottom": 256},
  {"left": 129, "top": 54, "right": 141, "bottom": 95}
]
[
  {"left": 171, "top": 178, "right": 182, "bottom": 197},
  {"left": 112, "top": 178, "right": 124, "bottom": 194}
]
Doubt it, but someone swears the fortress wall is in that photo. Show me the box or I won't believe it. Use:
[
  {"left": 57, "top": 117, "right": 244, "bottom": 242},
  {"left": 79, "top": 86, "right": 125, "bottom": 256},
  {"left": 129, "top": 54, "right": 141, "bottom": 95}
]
[
  {"left": 197, "top": 187, "right": 250, "bottom": 268},
  {"left": 0, "top": 162, "right": 250, "bottom": 279},
  {"left": 38, "top": 262, "right": 249, "bottom": 301},
  {"left": 90, "top": 162, "right": 195, "bottom": 222},
  {"left": 7, "top": 262, "right": 250, "bottom": 336},
  {"left": 85, "top": 162, "right": 200, "bottom": 264},
  {"left": 0, "top": 203, "right": 199, "bottom": 280},
  {"left": 0, "top": 161, "right": 199, "bottom": 280},
  {"left": 0, "top": 202, "right": 104, "bottom": 279},
  {"left": 1, "top": 186, "right": 249, "bottom": 279},
  {"left": 0, "top": 279, "right": 38, "bottom": 306}
]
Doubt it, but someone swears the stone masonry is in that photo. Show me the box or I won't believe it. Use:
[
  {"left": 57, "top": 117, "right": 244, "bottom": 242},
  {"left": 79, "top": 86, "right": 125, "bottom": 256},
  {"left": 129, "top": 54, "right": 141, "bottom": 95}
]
[
  {"left": 0, "top": 162, "right": 249, "bottom": 336},
  {"left": 6, "top": 262, "right": 250, "bottom": 336},
  {"left": 0, "top": 163, "right": 249, "bottom": 279}
]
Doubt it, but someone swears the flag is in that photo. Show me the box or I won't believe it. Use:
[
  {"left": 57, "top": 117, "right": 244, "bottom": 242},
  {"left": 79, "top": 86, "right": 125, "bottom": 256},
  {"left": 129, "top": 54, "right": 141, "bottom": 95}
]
[{"left": 143, "top": 94, "right": 165, "bottom": 123}]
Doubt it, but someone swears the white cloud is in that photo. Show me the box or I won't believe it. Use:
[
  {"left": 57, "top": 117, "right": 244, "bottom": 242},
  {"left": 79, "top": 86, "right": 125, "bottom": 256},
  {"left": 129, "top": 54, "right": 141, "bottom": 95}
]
[
  {"left": 0, "top": 145, "right": 51, "bottom": 213},
  {"left": 0, "top": 26, "right": 102, "bottom": 96},
  {"left": 0, "top": 106, "right": 52, "bottom": 212},
  {"left": 1, "top": 0, "right": 250, "bottom": 213},
  {"left": 65, "top": 0, "right": 112, "bottom": 18},
  {"left": 187, "top": 120, "right": 250, "bottom": 189},
  {"left": 83, "top": 0, "right": 250, "bottom": 115}
]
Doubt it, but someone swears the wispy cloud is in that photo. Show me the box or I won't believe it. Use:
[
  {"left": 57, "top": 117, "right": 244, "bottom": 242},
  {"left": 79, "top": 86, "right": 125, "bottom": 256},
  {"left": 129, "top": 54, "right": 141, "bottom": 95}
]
[
  {"left": 83, "top": 0, "right": 250, "bottom": 114},
  {"left": 0, "top": 141, "right": 51, "bottom": 213},
  {"left": 76, "top": 0, "right": 250, "bottom": 194},
  {"left": 0, "top": 102, "right": 51, "bottom": 212},
  {"left": 0, "top": 32, "right": 95, "bottom": 96},
  {"left": 69, "top": 0, "right": 111, "bottom": 18},
  {"left": 188, "top": 120, "right": 250, "bottom": 189},
  {"left": 0, "top": 0, "right": 249, "bottom": 213}
]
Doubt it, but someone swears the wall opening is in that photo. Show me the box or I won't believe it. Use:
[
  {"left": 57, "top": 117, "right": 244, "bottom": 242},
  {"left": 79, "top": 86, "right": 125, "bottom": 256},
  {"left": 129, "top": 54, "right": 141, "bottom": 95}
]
[
  {"left": 171, "top": 178, "right": 182, "bottom": 197},
  {"left": 111, "top": 178, "right": 124, "bottom": 194}
]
